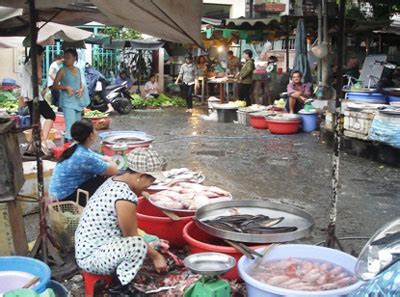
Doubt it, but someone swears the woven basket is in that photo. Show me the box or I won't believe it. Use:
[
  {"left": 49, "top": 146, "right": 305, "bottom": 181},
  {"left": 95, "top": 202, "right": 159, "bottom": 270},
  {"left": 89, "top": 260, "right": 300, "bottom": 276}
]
[{"left": 47, "top": 189, "right": 88, "bottom": 251}]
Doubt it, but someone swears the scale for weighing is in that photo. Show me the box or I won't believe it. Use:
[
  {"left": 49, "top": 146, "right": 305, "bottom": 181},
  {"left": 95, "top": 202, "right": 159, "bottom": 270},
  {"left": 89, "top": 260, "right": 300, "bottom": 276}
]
[
  {"left": 110, "top": 143, "right": 128, "bottom": 170},
  {"left": 183, "top": 253, "right": 236, "bottom": 297}
]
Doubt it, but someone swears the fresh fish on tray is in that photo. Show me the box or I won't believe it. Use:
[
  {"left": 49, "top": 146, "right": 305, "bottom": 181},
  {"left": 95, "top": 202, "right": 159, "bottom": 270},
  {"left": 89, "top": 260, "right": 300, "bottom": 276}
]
[
  {"left": 150, "top": 182, "right": 231, "bottom": 211},
  {"left": 250, "top": 257, "right": 358, "bottom": 291},
  {"left": 203, "top": 214, "right": 297, "bottom": 234},
  {"left": 152, "top": 168, "right": 204, "bottom": 187}
]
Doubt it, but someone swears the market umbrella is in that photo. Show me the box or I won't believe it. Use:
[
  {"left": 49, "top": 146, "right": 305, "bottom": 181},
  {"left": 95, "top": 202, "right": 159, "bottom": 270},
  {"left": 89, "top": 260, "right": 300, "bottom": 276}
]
[
  {"left": 0, "top": 36, "right": 24, "bottom": 48},
  {"left": 0, "top": 1, "right": 203, "bottom": 46},
  {"left": 34, "top": 21, "right": 93, "bottom": 45},
  {"left": 292, "top": 19, "right": 312, "bottom": 83}
]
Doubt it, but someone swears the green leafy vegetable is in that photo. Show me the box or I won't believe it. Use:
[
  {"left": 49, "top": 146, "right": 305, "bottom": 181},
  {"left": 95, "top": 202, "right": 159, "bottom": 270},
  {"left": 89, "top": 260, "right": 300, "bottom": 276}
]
[{"left": 84, "top": 110, "right": 108, "bottom": 118}]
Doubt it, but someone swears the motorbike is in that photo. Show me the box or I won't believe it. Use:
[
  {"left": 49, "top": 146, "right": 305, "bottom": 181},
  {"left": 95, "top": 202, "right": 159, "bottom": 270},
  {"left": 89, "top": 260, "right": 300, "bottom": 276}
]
[{"left": 85, "top": 65, "right": 133, "bottom": 114}]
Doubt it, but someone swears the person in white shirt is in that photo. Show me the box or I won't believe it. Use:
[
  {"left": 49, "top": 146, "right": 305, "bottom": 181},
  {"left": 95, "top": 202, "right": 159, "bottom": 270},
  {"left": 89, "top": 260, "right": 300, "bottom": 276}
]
[
  {"left": 47, "top": 54, "right": 64, "bottom": 110},
  {"left": 21, "top": 46, "right": 55, "bottom": 154},
  {"left": 175, "top": 54, "right": 198, "bottom": 113},
  {"left": 144, "top": 74, "right": 160, "bottom": 98}
]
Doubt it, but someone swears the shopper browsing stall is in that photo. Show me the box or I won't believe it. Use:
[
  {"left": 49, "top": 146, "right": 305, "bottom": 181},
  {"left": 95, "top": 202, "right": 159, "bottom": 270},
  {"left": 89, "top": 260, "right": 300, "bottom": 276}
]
[
  {"left": 47, "top": 54, "right": 64, "bottom": 110},
  {"left": 52, "top": 48, "right": 90, "bottom": 141},
  {"left": 237, "top": 49, "right": 255, "bottom": 106},
  {"left": 175, "top": 54, "right": 198, "bottom": 113},
  {"left": 21, "top": 45, "right": 56, "bottom": 154},
  {"left": 75, "top": 148, "right": 167, "bottom": 296},
  {"left": 49, "top": 119, "right": 118, "bottom": 206}
]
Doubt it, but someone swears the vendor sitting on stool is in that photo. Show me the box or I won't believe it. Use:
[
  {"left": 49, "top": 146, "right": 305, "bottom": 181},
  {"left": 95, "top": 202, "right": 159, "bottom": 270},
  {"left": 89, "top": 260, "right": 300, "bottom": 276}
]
[
  {"left": 287, "top": 70, "right": 312, "bottom": 114},
  {"left": 49, "top": 119, "right": 118, "bottom": 206},
  {"left": 144, "top": 73, "right": 160, "bottom": 98},
  {"left": 75, "top": 147, "right": 167, "bottom": 297}
]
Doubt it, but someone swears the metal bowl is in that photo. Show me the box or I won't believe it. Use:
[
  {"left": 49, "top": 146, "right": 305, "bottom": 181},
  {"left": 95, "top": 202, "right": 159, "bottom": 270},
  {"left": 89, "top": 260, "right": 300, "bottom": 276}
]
[{"left": 184, "top": 252, "right": 236, "bottom": 276}]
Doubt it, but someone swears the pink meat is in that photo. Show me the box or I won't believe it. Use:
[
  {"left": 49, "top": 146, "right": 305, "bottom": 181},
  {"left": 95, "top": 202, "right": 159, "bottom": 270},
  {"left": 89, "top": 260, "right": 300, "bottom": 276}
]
[
  {"left": 320, "top": 283, "right": 339, "bottom": 290},
  {"left": 329, "top": 266, "right": 342, "bottom": 276},
  {"left": 188, "top": 195, "right": 210, "bottom": 210},
  {"left": 205, "top": 186, "right": 230, "bottom": 196},
  {"left": 316, "top": 273, "right": 331, "bottom": 285},
  {"left": 279, "top": 278, "right": 301, "bottom": 288},
  {"left": 319, "top": 262, "right": 332, "bottom": 272},
  {"left": 266, "top": 275, "right": 291, "bottom": 286},
  {"left": 201, "top": 191, "right": 220, "bottom": 198}
]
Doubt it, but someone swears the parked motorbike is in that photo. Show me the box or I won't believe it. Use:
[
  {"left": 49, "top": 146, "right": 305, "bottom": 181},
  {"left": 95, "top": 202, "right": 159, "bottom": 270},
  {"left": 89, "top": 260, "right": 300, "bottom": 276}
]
[{"left": 85, "top": 65, "right": 133, "bottom": 114}]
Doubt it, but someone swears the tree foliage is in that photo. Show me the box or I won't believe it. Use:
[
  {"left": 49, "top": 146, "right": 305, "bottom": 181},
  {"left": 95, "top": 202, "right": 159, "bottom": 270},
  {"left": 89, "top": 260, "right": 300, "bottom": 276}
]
[
  {"left": 101, "top": 26, "right": 141, "bottom": 39},
  {"left": 348, "top": 0, "right": 400, "bottom": 21}
]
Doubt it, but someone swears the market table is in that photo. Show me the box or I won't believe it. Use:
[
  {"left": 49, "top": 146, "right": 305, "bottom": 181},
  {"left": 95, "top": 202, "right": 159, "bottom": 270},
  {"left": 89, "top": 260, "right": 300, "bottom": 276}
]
[{"left": 206, "top": 78, "right": 238, "bottom": 103}]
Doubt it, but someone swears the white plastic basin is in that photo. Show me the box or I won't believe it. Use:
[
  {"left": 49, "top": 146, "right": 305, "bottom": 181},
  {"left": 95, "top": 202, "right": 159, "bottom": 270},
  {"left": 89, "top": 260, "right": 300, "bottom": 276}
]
[{"left": 238, "top": 244, "right": 364, "bottom": 297}]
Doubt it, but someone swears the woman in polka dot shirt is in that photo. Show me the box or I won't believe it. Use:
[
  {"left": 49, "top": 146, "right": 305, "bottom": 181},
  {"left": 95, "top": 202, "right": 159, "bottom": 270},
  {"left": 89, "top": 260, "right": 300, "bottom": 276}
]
[{"left": 75, "top": 148, "right": 168, "bottom": 296}]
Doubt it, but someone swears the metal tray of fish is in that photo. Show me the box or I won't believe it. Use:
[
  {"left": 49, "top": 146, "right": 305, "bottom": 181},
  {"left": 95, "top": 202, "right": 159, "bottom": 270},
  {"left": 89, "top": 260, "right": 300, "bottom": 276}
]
[
  {"left": 195, "top": 200, "right": 314, "bottom": 243},
  {"left": 148, "top": 193, "right": 233, "bottom": 214},
  {"left": 148, "top": 169, "right": 205, "bottom": 191}
]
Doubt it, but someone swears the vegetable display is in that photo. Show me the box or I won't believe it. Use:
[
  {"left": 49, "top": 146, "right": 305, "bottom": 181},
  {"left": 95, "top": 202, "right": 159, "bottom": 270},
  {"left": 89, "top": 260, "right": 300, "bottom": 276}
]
[
  {"left": 84, "top": 110, "right": 108, "bottom": 118},
  {"left": 0, "top": 90, "right": 19, "bottom": 113},
  {"left": 0, "top": 101, "right": 18, "bottom": 113},
  {"left": 131, "top": 93, "right": 186, "bottom": 108}
]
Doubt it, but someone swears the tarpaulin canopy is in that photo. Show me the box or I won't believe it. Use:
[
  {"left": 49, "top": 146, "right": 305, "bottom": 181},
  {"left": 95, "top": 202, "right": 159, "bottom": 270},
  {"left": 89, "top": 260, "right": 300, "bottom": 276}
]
[
  {"left": 0, "top": 36, "right": 24, "bottom": 48},
  {"left": 35, "top": 21, "right": 92, "bottom": 45},
  {"left": 91, "top": 0, "right": 203, "bottom": 46},
  {"left": 0, "top": 0, "right": 203, "bottom": 45},
  {"left": 0, "top": 6, "right": 23, "bottom": 22},
  {"left": 102, "top": 39, "right": 165, "bottom": 50}
]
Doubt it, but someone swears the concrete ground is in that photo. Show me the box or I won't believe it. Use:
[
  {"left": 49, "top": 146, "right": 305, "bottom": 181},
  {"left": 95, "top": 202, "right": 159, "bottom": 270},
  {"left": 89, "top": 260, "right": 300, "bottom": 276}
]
[{"left": 108, "top": 106, "right": 400, "bottom": 254}]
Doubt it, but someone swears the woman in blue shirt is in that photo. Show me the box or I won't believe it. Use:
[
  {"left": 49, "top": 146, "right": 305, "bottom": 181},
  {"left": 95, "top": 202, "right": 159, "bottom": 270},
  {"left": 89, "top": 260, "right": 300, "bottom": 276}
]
[
  {"left": 49, "top": 119, "right": 118, "bottom": 206},
  {"left": 52, "top": 48, "right": 90, "bottom": 141}
]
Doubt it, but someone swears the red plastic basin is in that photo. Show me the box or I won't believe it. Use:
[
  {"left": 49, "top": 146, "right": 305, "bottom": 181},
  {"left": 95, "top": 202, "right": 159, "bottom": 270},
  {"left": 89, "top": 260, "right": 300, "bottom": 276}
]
[
  {"left": 183, "top": 221, "right": 266, "bottom": 280},
  {"left": 102, "top": 142, "right": 151, "bottom": 157},
  {"left": 266, "top": 119, "right": 301, "bottom": 134},
  {"left": 51, "top": 143, "right": 71, "bottom": 160},
  {"left": 136, "top": 197, "right": 193, "bottom": 247},
  {"left": 249, "top": 115, "right": 268, "bottom": 129}
]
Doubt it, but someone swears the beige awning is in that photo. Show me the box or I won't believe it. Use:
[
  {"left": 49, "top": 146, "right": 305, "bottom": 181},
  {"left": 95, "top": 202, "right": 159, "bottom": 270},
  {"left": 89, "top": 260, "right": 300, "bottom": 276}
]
[
  {"left": 0, "top": 0, "right": 203, "bottom": 45},
  {"left": 37, "top": 21, "right": 93, "bottom": 44},
  {"left": 91, "top": 0, "right": 203, "bottom": 46}
]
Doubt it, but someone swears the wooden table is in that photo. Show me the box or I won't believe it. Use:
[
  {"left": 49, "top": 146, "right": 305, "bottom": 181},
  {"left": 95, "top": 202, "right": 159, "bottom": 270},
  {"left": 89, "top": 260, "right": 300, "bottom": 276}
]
[{"left": 206, "top": 78, "right": 238, "bottom": 103}]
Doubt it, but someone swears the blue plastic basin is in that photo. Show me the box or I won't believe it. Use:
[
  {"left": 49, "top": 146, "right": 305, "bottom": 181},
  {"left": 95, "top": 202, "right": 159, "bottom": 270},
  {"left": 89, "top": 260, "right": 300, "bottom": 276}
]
[
  {"left": 346, "top": 92, "right": 387, "bottom": 103},
  {"left": 388, "top": 96, "right": 400, "bottom": 103},
  {"left": 0, "top": 256, "right": 51, "bottom": 293}
]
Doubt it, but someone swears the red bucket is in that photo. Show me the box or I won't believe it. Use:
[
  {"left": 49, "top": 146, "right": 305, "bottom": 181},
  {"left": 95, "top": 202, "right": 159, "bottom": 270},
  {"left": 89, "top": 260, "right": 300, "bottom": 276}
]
[
  {"left": 136, "top": 197, "right": 193, "bottom": 247},
  {"left": 53, "top": 113, "right": 65, "bottom": 139},
  {"left": 249, "top": 115, "right": 268, "bottom": 129},
  {"left": 266, "top": 119, "right": 301, "bottom": 134},
  {"left": 183, "top": 221, "right": 266, "bottom": 280}
]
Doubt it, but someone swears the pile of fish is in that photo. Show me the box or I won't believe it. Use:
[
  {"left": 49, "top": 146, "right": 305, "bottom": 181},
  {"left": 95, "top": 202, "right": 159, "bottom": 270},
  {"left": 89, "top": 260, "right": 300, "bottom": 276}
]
[
  {"left": 250, "top": 257, "right": 358, "bottom": 291},
  {"left": 203, "top": 214, "right": 297, "bottom": 234},
  {"left": 150, "top": 182, "right": 231, "bottom": 211},
  {"left": 151, "top": 168, "right": 204, "bottom": 187}
]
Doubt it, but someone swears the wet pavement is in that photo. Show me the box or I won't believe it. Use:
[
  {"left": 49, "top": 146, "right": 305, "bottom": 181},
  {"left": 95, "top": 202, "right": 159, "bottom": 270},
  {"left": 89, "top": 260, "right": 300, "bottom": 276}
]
[{"left": 108, "top": 106, "right": 400, "bottom": 253}]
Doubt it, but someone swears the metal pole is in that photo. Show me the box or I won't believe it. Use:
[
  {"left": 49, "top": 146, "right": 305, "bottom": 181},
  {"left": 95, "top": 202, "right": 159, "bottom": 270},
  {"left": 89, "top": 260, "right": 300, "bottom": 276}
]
[
  {"left": 326, "top": 0, "right": 346, "bottom": 250},
  {"left": 317, "top": 1, "right": 322, "bottom": 84},
  {"left": 28, "top": 0, "right": 47, "bottom": 261},
  {"left": 285, "top": 17, "right": 290, "bottom": 72}
]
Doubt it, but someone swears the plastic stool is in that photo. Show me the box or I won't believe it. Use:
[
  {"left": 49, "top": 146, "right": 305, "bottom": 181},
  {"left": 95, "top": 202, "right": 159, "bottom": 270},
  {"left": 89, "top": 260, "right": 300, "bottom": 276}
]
[{"left": 81, "top": 271, "right": 113, "bottom": 297}]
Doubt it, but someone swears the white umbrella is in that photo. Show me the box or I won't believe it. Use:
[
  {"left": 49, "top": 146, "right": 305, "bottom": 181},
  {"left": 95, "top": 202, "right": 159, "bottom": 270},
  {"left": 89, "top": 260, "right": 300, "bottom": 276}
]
[
  {"left": 36, "top": 21, "right": 93, "bottom": 45},
  {"left": 0, "top": 36, "right": 24, "bottom": 48},
  {"left": 0, "top": 0, "right": 203, "bottom": 46}
]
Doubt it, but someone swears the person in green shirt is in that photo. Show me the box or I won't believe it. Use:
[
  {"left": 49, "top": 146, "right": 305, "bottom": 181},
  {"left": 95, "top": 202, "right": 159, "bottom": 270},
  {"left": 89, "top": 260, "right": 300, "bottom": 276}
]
[{"left": 236, "top": 49, "right": 255, "bottom": 106}]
